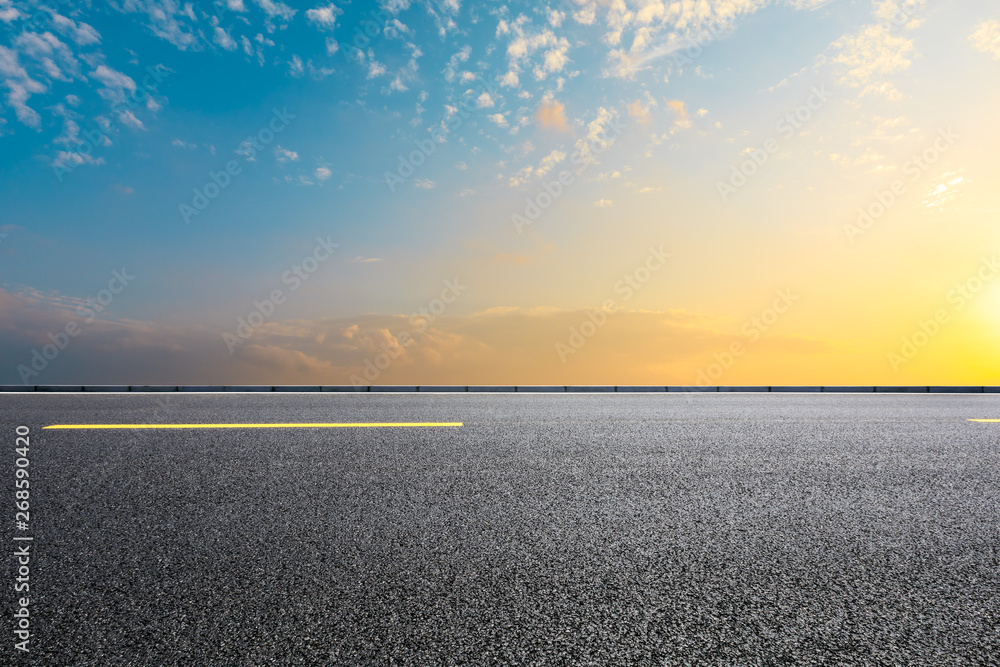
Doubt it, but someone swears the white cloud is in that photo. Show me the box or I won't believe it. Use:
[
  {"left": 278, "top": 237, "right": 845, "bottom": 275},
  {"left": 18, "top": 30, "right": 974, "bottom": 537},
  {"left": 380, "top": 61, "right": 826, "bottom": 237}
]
[
  {"left": 477, "top": 91, "right": 494, "bottom": 108},
  {"left": 0, "top": 2, "right": 22, "bottom": 23},
  {"left": 384, "top": 18, "right": 411, "bottom": 39},
  {"left": 314, "top": 166, "right": 332, "bottom": 181},
  {"left": 254, "top": 0, "right": 296, "bottom": 21},
  {"left": 214, "top": 26, "right": 237, "bottom": 51},
  {"left": 11, "top": 30, "right": 80, "bottom": 83},
  {"left": 537, "top": 40, "right": 571, "bottom": 79},
  {"left": 51, "top": 14, "right": 101, "bottom": 46},
  {"left": 499, "top": 70, "right": 519, "bottom": 87},
  {"left": 575, "top": 107, "right": 621, "bottom": 163},
  {"left": 873, "top": 0, "right": 925, "bottom": 30},
  {"left": 91, "top": 65, "right": 137, "bottom": 101},
  {"left": 443, "top": 45, "right": 471, "bottom": 82},
  {"left": 118, "top": 0, "right": 199, "bottom": 50},
  {"left": 573, "top": 5, "right": 596, "bottom": 25},
  {"left": 306, "top": 3, "right": 343, "bottom": 30},
  {"left": 922, "top": 171, "right": 966, "bottom": 210},
  {"left": 274, "top": 145, "right": 299, "bottom": 164},
  {"left": 970, "top": 19, "right": 1000, "bottom": 60},
  {"left": 414, "top": 178, "right": 436, "bottom": 189},
  {"left": 381, "top": 0, "right": 411, "bottom": 13},
  {"left": 537, "top": 148, "right": 565, "bottom": 177},
  {"left": 594, "top": 199, "right": 614, "bottom": 207},
  {"left": 508, "top": 147, "right": 567, "bottom": 187},
  {"left": 288, "top": 54, "right": 304, "bottom": 77},
  {"left": 52, "top": 151, "right": 104, "bottom": 169},
  {"left": 831, "top": 24, "right": 914, "bottom": 95},
  {"left": 508, "top": 166, "right": 533, "bottom": 187},
  {"left": 501, "top": 19, "right": 571, "bottom": 82},
  {"left": 51, "top": 109, "right": 80, "bottom": 146},
  {"left": 0, "top": 46, "right": 46, "bottom": 127},
  {"left": 117, "top": 109, "right": 144, "bottom": 129},
  {"left": 487, "top": 113, "right": 508, "bottom": 127},
  {"left": 596, "top": 0, "right": 770, "bottom": 78}
]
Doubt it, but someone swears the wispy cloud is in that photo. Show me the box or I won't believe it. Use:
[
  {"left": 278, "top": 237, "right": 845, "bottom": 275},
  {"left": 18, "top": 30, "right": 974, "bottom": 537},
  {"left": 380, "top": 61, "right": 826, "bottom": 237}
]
[{"left": 274, "top": 145, "right": 299, "bottom": 164}]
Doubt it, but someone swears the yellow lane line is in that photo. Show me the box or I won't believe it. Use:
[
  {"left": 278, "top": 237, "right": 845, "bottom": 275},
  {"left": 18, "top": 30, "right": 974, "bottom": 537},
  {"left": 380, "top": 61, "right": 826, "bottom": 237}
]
[
  {"left": 43, "top": 422, "right": 464, "bottom": 430},
  {"left": 969, "top": 419, "right": 1000, "bottom": 423}
]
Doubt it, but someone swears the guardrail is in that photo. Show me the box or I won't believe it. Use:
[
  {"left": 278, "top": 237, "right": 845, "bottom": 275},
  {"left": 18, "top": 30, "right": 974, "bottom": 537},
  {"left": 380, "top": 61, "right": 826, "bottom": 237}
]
[{"left": 1, "top": 386, "right": 998, "bottom": 393}]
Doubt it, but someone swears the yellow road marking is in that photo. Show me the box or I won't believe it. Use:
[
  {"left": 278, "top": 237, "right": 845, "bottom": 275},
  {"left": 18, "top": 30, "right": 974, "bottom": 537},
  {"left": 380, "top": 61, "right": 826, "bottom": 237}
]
[
  {"left": 43, "top": 422, "right": 464, "bottom": 430},
  {"left": 969, "top": 419, "right": 1000, "bottom": 423}
]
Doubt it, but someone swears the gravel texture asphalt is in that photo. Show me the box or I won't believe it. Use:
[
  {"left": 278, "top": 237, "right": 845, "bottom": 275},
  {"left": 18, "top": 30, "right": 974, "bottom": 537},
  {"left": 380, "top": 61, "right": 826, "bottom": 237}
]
[{"left": 2, "top": 393, "right": 999, "bottom": 665}]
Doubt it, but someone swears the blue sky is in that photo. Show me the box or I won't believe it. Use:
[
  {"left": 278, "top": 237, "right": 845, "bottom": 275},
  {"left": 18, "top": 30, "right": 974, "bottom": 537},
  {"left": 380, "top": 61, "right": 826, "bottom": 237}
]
[{"left": 2, "top": 0, "right": 1000, "bottom": 384}]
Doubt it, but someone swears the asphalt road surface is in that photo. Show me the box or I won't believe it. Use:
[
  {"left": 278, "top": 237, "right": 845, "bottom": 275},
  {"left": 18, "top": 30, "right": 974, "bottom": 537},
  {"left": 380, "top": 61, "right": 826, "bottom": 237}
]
[{"left": 3, "top": 393, "right": 999, "bottom": 665}]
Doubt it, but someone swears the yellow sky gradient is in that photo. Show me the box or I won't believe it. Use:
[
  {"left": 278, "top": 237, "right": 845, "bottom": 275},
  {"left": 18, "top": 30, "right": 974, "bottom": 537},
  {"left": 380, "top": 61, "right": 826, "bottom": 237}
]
[{"left": 4, "top": 0, "right": 1000, "bottom": 386}]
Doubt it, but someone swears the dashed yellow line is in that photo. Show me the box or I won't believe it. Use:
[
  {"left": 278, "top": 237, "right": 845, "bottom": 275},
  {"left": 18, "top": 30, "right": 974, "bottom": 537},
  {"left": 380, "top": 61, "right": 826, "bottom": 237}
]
[
  {"left": 969, "top": 419, "right": 1000, "bottom": 423},
  {"left": 43, "top": 422, "right": 463, "bottom": 430}
]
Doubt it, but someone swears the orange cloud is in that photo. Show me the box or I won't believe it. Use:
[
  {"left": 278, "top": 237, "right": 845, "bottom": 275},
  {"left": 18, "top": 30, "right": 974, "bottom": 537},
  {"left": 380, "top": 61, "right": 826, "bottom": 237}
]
[
  {"left": 665, "top": 99, "right": 691, "bottom": 128},
  {"left": 627, "top": 100, "right": 651, "bottom": 126},
  {"left": 536, "top": 99, "right": 569, "bottom": 132},
  {"left": 0, "top": 288, "right": 844, "bottom": 386},
  {"left": 7, "top": 286, "right": 996, "bottom": 386}
]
